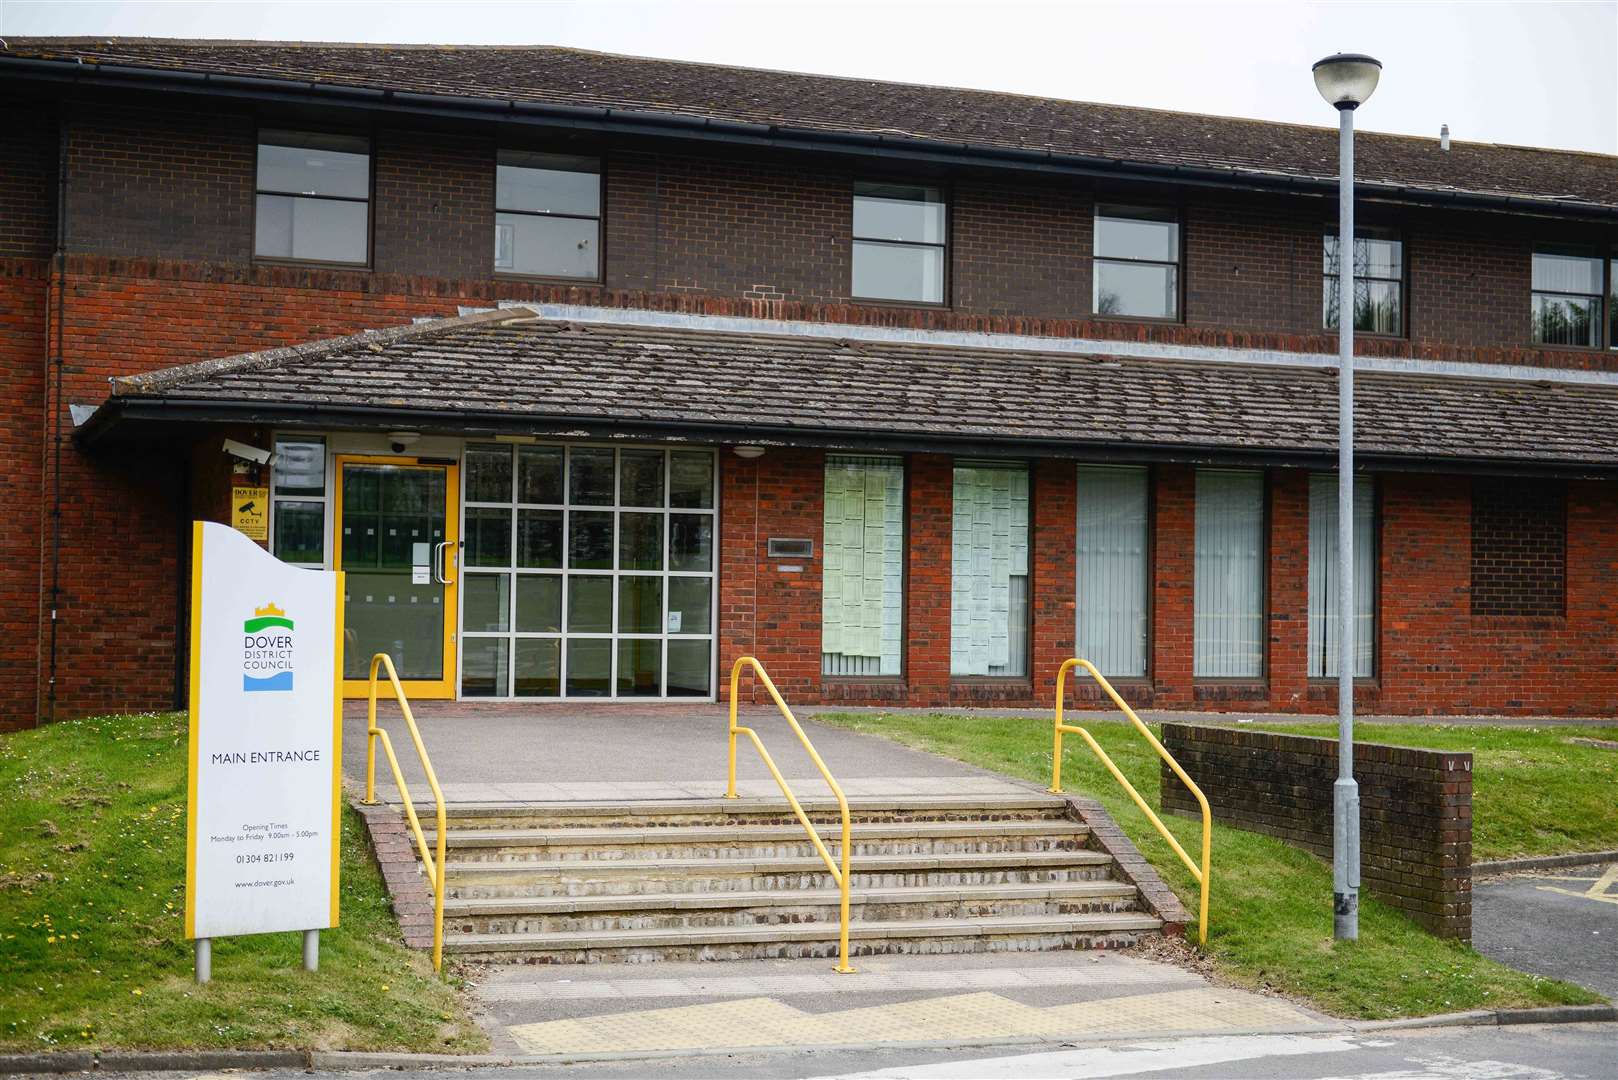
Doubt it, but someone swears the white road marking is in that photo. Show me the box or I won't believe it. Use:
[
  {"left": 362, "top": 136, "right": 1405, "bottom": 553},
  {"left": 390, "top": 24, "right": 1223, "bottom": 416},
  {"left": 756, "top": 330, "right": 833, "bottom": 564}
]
[{"left": 1310, "top": 1052, "right": 1568, "bottom": 1079}]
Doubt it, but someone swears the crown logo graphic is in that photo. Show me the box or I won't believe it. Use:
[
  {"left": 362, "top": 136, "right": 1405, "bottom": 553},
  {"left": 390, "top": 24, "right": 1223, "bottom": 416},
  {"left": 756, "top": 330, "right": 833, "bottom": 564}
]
[{"left": 254, "top": 602, "right": 286, "bottom": 618}]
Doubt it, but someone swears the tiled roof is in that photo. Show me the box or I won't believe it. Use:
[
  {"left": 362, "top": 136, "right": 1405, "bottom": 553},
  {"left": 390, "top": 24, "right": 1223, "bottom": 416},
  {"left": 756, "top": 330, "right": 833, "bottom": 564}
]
[
  {"left": 100, "top": 308, "right": 1618, "bottom": 470},
  {"left": 3, "top": 38, "right": 1614, "bottom": 212}
]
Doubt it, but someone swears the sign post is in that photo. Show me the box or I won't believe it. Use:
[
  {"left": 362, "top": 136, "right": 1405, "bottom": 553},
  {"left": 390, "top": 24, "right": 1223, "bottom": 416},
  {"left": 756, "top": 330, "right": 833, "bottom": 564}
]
[{"left": 185, "top": 521, "right": 344, "bottom": 982}]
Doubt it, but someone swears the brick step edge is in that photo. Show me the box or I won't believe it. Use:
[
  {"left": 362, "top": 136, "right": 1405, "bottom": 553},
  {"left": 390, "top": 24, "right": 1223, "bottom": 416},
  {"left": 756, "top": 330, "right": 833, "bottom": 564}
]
[{"left": 1473, "top": 850, "right": 1618, "bottom": 875}]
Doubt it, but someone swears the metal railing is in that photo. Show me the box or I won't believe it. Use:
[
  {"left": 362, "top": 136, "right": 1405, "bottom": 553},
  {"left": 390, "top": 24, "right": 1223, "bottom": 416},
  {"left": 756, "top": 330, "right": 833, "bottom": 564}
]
[
  {"left": 726, "top": 656, "right": 856, "bottom": 974},
  {"left": 362, "top": 652, "right": 448, "bottom": 972},
  {"left": 1048, "top": 657, "right": 1212, "bottom": 945}
]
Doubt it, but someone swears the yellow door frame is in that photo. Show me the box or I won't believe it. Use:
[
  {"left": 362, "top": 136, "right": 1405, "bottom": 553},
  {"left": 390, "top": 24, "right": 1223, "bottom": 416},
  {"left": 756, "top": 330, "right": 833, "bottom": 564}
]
[{"left": 333, "top": 454, "right": 460, "bottom": 700}]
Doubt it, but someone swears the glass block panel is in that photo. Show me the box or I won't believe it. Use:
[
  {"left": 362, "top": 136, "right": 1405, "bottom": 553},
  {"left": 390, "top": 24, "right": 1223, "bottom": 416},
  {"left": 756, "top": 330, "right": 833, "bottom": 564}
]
[
  {"left": 852, "top": 239, "right": 944, "bottom": 304},
  {"left": 619, "top": 449, "right": 665, "bottom": 507},
  {"left": 518, "top": 445, "right": 564, "bottom": 504},
  {"left": 517, "top": 509, "right": 563, "bottom": 568},
  {"left": 618, "top": 576, "right": 663, "bottom": 634},
  {"left": 460, "top": 637, "right": 508, "bottom": 697},
  {"left": 465, "top": 445, "right": 514, "bottom": 503},
  {"left": 669, "top": 514, "right": 713, "bottom": 572},
  {"left": 462, "top": 573, "right": 510, "bottom": 633},
  {"left": 273, "top": 440, "right": 325, "bottom": 496},
  {"left": 494, "top": 212, "right": 599, "bottom": 279},
  {"left": 1094, "top": 260, "right": 1177, "bottom": 319},
  {"left": 568, "top": 511, "right": 614, "bottom": 569},
  {"left": 569, "top": 448, "right": 615, "bottom": 505},
  {"left": 617, "top": 639, "right": 662, "bottom": 697},
  {"left": 669, "top": 453, "right": 715, "bottom": 508},
  {"left": 619, "top": 513, "right": 664, "bottom": 571},
  {"left": 464, "top": 507, "right": 513, "bottom": 568},
  {"left": 667, "top": 577, "right": 711, "bottom": 636},
  {"left": 273, "top": 500, "right": 324, "bottom": 564},
  {"left": 666, "top": 639, "right": 711, "bottom": 697},
  {"left": 515, "top": 574, "right": 562, "bottom": 633},
  {"left": 566, "top": 638, "right": 612, "bottom": 697},
  {"left": 514, "top": 638, "right": 561, "bottom": 697},
  {"left": 568, "top": 575, "right": 613, "bottom": 633}
]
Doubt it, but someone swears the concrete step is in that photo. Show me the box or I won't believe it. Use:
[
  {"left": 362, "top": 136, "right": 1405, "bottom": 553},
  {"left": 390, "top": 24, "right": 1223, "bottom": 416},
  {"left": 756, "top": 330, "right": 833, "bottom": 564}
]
[
  {"left": 443, "top": 849, "right": 1119, "bottom": 899},
  {"left": 443, "top": 912, "right": 1165, "bottom": 962},
  {"left": 435, "top": 793, "right": 1068, "bottom": 831},
  {"left": 443, "top": 880, "right": 1142, "bottom": 935},
  {"left": 430, "top": 819, "right": 1091, "bottom": 862}
]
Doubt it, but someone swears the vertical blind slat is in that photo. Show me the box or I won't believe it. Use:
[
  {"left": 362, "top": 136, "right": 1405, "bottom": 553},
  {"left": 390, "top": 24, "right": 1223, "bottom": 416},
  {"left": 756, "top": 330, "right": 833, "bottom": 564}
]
[
  {"left": 1076, "top": 465, "right": 1149, "bottom": 677},
  {"left": 1194, "top": 469, "right": 1264, "bottom": 678},
  {"left": 1307, "top": 473, "right": 1375, "bottom": 677}
]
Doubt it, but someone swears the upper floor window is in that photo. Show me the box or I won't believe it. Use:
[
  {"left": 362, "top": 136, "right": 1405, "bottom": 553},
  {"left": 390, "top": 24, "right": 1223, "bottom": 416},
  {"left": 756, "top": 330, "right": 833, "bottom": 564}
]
[
  {"left": 1531, "top": 248, "right": 1606, "bottom": 349},
  {"left": 494, "top": 151, "right": 601, "bottom": 279},
  {"left": 1093, "top": 205, "right": 1180, "bottom": 320},
  {"left": 1324, "top": 227, "right": 1403, "bottom": 335},
  {"left": 255, "top": 130, "right": 370, "bottom": 265},
  {"left": 852, "top": 182, "right": 946, "bottom": 304}
]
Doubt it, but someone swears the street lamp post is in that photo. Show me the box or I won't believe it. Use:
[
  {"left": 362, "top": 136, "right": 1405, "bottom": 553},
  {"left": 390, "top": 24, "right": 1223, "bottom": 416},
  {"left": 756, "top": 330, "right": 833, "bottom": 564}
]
[{"left": 1312, "top": 52, "right": 1381, "bottom": 943}]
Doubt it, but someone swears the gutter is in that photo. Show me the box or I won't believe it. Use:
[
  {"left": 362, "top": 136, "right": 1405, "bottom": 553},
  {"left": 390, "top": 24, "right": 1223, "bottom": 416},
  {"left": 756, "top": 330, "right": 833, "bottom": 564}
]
[{"left": 3, "top": 55, "right": 1615, "bottom": 222}]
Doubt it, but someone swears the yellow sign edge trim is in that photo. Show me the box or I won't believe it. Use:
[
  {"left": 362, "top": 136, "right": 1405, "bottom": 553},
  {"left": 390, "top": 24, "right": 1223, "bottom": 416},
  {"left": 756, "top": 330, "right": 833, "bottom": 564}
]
[
  {"left": 330, "top": 569, "right": 345, "bottom": 927},
  {"left": 184, "top": 520, "right": 204, "bottom": 940}
]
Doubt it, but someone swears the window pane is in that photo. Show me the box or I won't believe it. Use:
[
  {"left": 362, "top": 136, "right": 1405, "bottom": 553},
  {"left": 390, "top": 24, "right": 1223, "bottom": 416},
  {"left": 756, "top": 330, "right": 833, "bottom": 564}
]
[
  {"left": 1611, "top": 260, "right": 1617, "bottom": 349},
  {"left": 463, "top": 573, "right": 511, "bottom": 633},
  {"left": 668, "top": 577, "right": 711, "bottom": 636},
  {"left": 460, "top": 637, "right": 508, "bottom": 697},
  {"left": 568, "top": 510, "right": 614, "bottom": 569},
  {"left": 569, "top": 448, "right": 615, "bottom": 504},
  {"left": 515, "top": 575, "right": 562, "bottom": 633},
  {"left": 1075, "top": 465, "right": 1149, "bottom": 678},
  {"left": 1193, "top": 469, "right": 1264, "bottom": 678},
  {"left": 950, "top": 464, "right": 1030, "bottom": 677},
  {"left": 1095, "top": 208, "right": 1178, "bottom": 262},
  {"left": 517, "top": 509, "right": 563, "bottom": 568},
  {"left": 496, "top": 151, "right": 601, "bottom": 216},
  {"left": 822, "top": 455, "right": 904, "bottom": 676},
  {"left": 1324, "top": 231, "right": 1403, "bottom": 280},
  {"left": 494, "top": 212, "right": 599, "bottom": 279},
  {"left": 669, "top": 453, "right": 715, "bottom": 508},
  {"left": 617, "top": 639, "right": 662, "bottom": 697},
  {"left": 619, "top": 450, "right": 665, "bottom": 507},
  {"left": 568, "top": 575, "right": 613, "bottom": 633},
  {"left": 464, "top": 507, "right": 512, "bottom": 568},
  {"left": 1532, "top": 294, "right": 1600, "bottom": 347},
  {"left": 257, "top": 132, "right": 370, "bottom": 198},
  {"left": 619, "top": 512, "right": 664, "bottom": 571},
  {"left": 1532, "top": 250, "right": 1602, "bottom": 294},
  {"left": 669, "top": 514, "right": 713, "bottom": 572},
  {"left": 254, "top": 194, "right": 367, "bottom": 264},
  {"left": 518, "top": 445, "right": 564, "bottom": 504},
  {"left": 274, "top": 440, "right": 325, "bottom": 496},
  {"left": 618, "top": 576, "right": 663, "bottom": 634},
  {"left": 1324, "top": 277, "right": 1402, "bottom": 334},
  {"left": 273, "top": 500, "right": 324, "bottom": 564},
  {"left": 566, "top": 638, "right": 611, "bottom": 696},
  {"left": 852, "top": 183, "right": 946, "bottom": 244},
  {"left": 465, "top": 446, "right": 513, "bottom": 503},
  {"left": 514, "top": 638, "right": 560, "bottom": 697},
  {"left": 1307, "top": 473, "right": 1375, "bottom": 678},
  {"left": 852, "top": 240, "right": 944, "bottom": 303},
  {"left": 666, "top": 639, "right": 711, "bottom": 697},
  {"left": 1094, "top": 260, "right": 1177, "bottom": 318}
]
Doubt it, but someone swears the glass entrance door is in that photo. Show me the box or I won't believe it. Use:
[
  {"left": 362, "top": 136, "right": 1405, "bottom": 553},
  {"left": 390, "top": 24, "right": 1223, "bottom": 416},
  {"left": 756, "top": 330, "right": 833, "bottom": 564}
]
[{"left": 334, "top": 455, "right": 460, "bottom": 698}]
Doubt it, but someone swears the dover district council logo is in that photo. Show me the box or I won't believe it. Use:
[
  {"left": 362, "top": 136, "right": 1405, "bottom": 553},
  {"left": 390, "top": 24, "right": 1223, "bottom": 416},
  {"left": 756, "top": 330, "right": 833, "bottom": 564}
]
[{"left": 243, "top": 602, "right": 295, "bottom": 692}]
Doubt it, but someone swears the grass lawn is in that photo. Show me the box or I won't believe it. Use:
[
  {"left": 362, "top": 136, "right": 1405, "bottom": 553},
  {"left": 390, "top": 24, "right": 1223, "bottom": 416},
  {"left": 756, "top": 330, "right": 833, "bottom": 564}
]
[
  {"left": 815, "top": 710, "right": 1608, "bottom": 1020},
  {"left": 0, "top": 711, "right": 486, "bottom": 1054}
]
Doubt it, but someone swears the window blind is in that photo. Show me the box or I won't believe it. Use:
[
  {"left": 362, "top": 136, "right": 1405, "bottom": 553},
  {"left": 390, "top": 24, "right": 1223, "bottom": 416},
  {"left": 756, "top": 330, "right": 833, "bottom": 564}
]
[
  {"left": 1075, "top": 465, "right": 1149, "bottom": 677},
  {"left": 1194, "top": 469, "right": 1264, "bottom": 678},
  {"left": 1308, "top": 474, "right": 1375, "bottom": 678},
  {"left": 950, "top": 463, "right": 1030, "bottom": 677},
  {"left": 822, "top": 456, "right": 904, "bottom": 676}
]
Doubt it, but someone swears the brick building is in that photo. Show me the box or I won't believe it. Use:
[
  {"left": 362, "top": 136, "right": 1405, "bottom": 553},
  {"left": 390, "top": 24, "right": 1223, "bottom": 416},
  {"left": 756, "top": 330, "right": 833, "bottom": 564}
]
[{"left": 1, "top": 38, "right": 1616, "bottom": 730}]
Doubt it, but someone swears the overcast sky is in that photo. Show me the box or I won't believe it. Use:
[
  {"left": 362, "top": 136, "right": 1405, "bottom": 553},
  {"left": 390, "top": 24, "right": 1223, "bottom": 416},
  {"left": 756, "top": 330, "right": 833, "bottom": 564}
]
[{"left": 2, "top": 0, "right": 1614, "bottom": 154}]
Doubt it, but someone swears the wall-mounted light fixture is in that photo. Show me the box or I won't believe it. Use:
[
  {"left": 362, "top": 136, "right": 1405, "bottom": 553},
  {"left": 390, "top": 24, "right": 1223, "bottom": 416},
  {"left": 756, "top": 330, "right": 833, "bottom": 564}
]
[{"left": 732, "top": 445, "right": 766, "bottom": 459}]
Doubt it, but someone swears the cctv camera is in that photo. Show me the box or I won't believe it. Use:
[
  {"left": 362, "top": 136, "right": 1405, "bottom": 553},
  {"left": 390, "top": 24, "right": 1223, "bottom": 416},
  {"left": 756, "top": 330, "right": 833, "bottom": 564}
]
[
  {"left": 221, "top": 438, "right": 273, "bottom": 465},
  {"left": 387, "top": 431, "right": 421, "bottom": 455}
]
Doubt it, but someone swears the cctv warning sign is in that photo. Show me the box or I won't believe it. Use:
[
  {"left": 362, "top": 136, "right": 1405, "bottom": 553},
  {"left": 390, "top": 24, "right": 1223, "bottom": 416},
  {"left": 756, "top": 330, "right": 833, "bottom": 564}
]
[{"left": 232, "top": 486, "right": 269, "bottom": 542}]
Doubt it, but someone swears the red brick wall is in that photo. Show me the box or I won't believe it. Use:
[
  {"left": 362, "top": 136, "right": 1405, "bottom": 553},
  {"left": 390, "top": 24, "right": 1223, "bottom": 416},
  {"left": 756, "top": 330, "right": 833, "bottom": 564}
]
[
  {"left": 0, "top": 265, "right": 48, "bottom": 730},
  {"left": 903, "top": 455, "right": 952, "bottom": 706},
  {"left": 374, "top": 129, "right": 495, "bottom": 279}
]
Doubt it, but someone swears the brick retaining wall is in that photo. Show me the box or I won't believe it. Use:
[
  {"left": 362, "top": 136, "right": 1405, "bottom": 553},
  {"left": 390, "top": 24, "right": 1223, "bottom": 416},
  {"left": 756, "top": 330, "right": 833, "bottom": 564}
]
[{"left": 1159, "top": 723, "right": 1472, "bottom": 939}]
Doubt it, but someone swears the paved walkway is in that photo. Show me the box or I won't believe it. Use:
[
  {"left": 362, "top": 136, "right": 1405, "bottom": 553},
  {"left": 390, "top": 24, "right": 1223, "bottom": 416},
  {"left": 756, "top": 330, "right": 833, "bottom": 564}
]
[{"left": 473, "top": 951, "right": 1328, "bottom": 1058}]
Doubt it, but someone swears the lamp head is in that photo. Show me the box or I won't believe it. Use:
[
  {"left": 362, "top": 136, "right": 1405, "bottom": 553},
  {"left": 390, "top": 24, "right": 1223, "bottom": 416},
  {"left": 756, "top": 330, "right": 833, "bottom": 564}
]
[{"left": 1312, "top": 53, "right": 1382, "bottom": 110}]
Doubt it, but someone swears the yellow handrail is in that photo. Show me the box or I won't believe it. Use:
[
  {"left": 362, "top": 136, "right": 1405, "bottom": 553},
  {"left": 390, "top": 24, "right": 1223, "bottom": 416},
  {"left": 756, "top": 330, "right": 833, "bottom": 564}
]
[
  {"left": 361, "top": 652, "right": 448, "bottom": 972},
  {"left": 1048, "top": 658, "right": 1212, "bottom": 945},
  {"left": 726, "top": 656, "right": 855, "bottom": 974}
]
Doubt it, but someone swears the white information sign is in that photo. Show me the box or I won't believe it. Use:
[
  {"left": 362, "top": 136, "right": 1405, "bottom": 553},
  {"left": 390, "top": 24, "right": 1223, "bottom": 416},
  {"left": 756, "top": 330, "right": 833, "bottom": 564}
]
[{"left": 185, "top": 521, "right": 344, "bottom": 941}]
